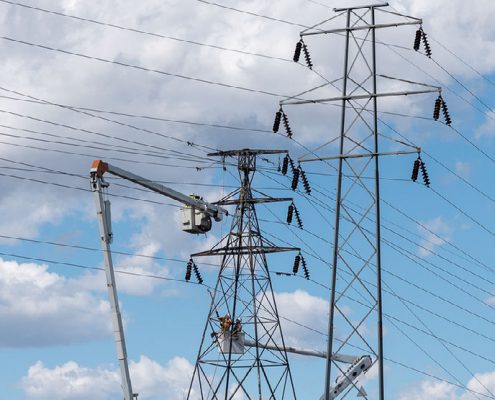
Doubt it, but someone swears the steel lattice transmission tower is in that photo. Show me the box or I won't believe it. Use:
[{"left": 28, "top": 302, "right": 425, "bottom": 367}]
[
  {"left": 186, "top": 149, "right": 299, "bottom": 400},
  {"left": 276, "top": 3, "right": 443, "bottom": 399}
]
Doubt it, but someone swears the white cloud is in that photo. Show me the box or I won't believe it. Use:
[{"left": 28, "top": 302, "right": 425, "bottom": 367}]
[
  {"left": 395, "top": 0, "right": 495, "bottom": 76},
  {"left": 275, "top": 289, "right": 328, "bottom": 348},
  {"left": 417, "top": 217, "right": 452, "bottom": 257},
  {"left": 399, "top": 379, "right": 458, "bottom": 400},
  {"left": 20, "top": 361, "right": 121, "bottom": 400},
  {"left": 0, "top": 186, "right": 77, "bottom": 243},
  {"left": 454, "top": 161, "right": 471, "bottom": 178},
  {"left": 398, "top": 371, "right": 495, "bottom": 400},
  {"left": 275, "top": 290, "right": 367, "bottom": 350},
  {"left": 0, "top": 0, "right": 491, "bottom": 271},
  {"left": 1, "top": 1, "right": 494, "bottom": 397},
  {"left": 20, "top": 356, "right": 196, "bottom": 400},
  {"left": 93, "top": 199, "right": 224, "bottom": 296},
  {"left": 475, "top": 118, "right": 495, "bottom": 139},
  {"left": 130, "top": 356, "right": 196, "bottom": 400},
  {"left": 0, "top": 258, "right": 111, "bottom": 347},
  {"left": 462, "top": 371, "right": 495, "bottom": 400}
]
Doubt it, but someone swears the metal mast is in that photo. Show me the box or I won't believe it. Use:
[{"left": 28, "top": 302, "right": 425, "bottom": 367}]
[
  {"left": 90, "top": 174, "right": 134, "bottom": 400},
  {"left": 90, "top": 160, "right": 227, "bottom": 400},
  {"left": 187, "top": 149, "right": 298, "bottom": 400},
  {"left": 277, "top": 4, "right": 441, "bottom": 400}
]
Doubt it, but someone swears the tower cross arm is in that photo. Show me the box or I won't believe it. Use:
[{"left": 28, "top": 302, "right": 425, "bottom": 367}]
[
  {"left": 301, "top": 20, "right": 422, "bottom": 37},
  {"left": 191, "top": 246, "right": 301, "bottom": 257},
  {"left": 215, "top": 197, "right": 293, "bottom": 206},
  {"left": 299, "top": 149, "right": 420, "bottom": 163},
  {"left": 280, "top": 88, "right": 440, "bottom": 106}
]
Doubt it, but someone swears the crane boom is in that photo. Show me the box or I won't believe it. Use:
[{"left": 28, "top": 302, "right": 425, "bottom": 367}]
[
  {"left": 90, "top": 169, "right": 134, "bottom": 400},
  {"left": 243, "top": 339, "right": 361, "bottom": 364},
  {"left": 90, "top": 159, "right": 228, "bottom": 400},
  {"left": 90, "top": 160, "right": 227, "bottom": 221}
]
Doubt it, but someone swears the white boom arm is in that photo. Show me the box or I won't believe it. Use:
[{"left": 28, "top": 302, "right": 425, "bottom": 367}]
[
  {"left": 90, "top": 160, "right": 227, "bottom": 221},
  {"left": 89, "top": 160, "right": 227, "bottom": 400},
  {"left": 90, "top": 169, "right": 134, "bottom": 400},
  {"left": 243, "top": 339, "right": 371, "bottom": 399},
  {"left": 243, "top": 339, "right": 359, "bottom": 364}
]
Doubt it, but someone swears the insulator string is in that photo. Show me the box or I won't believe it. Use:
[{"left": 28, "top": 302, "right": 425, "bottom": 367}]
[
  {"left": 273, "top": 108, "right": 282, "bottom": 133},
  {"left": 293, "top": 40, "right": 302, "bottom": 63},
  {"left": 293, "top": 253, "right": 301, "bottom": 274},
  {"left": 287, "top": 203, "right": 294, "bottom": 224},
  {"left": 185, "top": 258, "right": 193, "bottom": 281}
]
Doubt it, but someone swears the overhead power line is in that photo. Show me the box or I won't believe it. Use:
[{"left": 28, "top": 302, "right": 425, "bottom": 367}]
[
  {"left": 194, "top": 0, "right": 310, "bottom": 28},
  {"left": 0, "top": 156, "right": 285, "bottom": 194},
  {"left": 389, "top": 3, "right": 495, "bottom": 91},
  {"left": 279, "top": 312, "right": 494, "bottom": 399},
  {"left": 4, "top": 222, "right": 489, "bottom": 399},
  {"left": 0, "top": 87, "right": 217, "bottom": 154},
  {"left": 265, "top": 165, "right": 495, "bottom": 288},
  {"left": 0, "top": 0, "right": 292, "bottom": 63},
  {"left": 0, "top": 232, "right": 233, "bottom": 272},
  {"left": 429, "top": 185, "right": 495, "bottom": 240},
  {"left": 0, "top": 130, "right": 211, "bottom": 165},
  {"left": 0, "top": 35, "right": 287, "bottom": 98},
  {"left": 278, "top": 248, "right": 495, "bottom": 388},
  {"left": 430, "top": 56, "right": 494, "bottom": 113},
  {"left": 261, "top": 196, "right": 495, "bottom": 341},
  {"left": 287, "top": 261, "right": 495, "bottom": 394},
  {"left": 0, "top": 92, "right": 433, "bottom": 135},
  {"left": 387, "top": 43, "right": 495, "bottom": 129},
  {"left": 0, "top": 250, "right": 205, "bottom": 286},
  {"left": 305, "top": 0, "right": 332, "bottom": 9},
  {"left": 428, "top": 34, "right": 495, "bottom": 89},
  {"left": 0, "top": 170, "right": 185, "bottom": 208},
  {"left": 0, "top": 137, "right": 213, "bottom": 170},
  {"left": 383, "top": 281, "right": 495, "bottom": 399},
  {"left": 1, "top": 243, "right": 490, "bottom": 398},
  {"left": 261, "top": 168, "right": 495, "bottom": 327}
]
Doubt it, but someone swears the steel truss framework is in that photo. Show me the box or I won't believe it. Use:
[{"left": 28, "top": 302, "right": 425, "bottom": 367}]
[
  {"left": 281, "top": 3, "right": 437, "bottom": 400},
  {"left": 187, "top": 149, "right": 298, "bottom": 400}
]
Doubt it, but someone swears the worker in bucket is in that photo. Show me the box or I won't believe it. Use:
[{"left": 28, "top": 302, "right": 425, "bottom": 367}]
[
  {"left": 218, "top": 313, "right": 232, "bottom": 333},
  {"left": 233, "top": 318, "right": 242, "bottom": 335}
]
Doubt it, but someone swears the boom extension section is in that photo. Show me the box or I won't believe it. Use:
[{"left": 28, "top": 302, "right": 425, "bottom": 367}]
[
  {"left": 241, "top": 339, "right": 372, "bottom": 400},
  {"left": 90, "top": 160, "right": 228, "bottom": 234},
  {"left": 89, "top": 159, "right": 228, "bottom": 400}
]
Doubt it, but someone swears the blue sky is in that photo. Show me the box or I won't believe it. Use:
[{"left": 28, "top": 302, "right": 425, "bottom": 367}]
[{"left": 1, "top": 0, "right": 495, "bottom": 399}]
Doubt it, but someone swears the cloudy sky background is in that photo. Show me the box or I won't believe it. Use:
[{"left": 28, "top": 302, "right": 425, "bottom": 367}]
[{"left": 1, "top": 0, "right": 495, "bottom": 398}]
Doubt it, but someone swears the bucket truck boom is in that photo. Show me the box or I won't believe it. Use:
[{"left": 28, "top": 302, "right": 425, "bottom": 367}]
[{"left": 89, "top": 160, "right": 227, "bottom": 400}]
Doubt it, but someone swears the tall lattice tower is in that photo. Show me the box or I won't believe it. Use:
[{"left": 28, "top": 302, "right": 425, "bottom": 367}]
[
  {"left": 274, "top": 3, "right": 445, "bottom": 399},
  {"left": 186, "top": 149, "right": 298, "bottom": 400}
]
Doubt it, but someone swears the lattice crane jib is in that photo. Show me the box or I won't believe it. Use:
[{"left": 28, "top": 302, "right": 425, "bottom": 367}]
[
  {"left": 187, "top": 149, "right": 298, "bottom": 400},
  {"left": 276, "top": 3, "right": 442, "bottom": 400}
]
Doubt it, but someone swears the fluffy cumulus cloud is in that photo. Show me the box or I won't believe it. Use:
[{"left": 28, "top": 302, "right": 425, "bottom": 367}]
[
  {"left": 399, "top": 372, "right": 495, "bottom": 400},
  {"left": 399, "top": 380, "right": 458, "bottom": 400},
  {"left": 130, "top": 356, "right": 195, "bottom": 400},
  {"left": 2, "top": 0, "right": 495, "bottom": 398},
  {"left": 395, "top": 0, "right": 495, "bottom": 76},
  {"left": 20, "top": 361, "right": 121, "bottom": 400},
  {"left": 0, "top": 0, "right": 492, "bottom": 271},
  {"left": 0, "top": 186, "right": 77, "bottom": 242},
  {"left": 275, "top": 289, "right": 328, "bottom": 348},
  {"left": 461, "top": 371, "right": 495, "bottom": 400},
  {"left": 417, "top": 216, "right": 453, "bottom": 257},
  {"left": 0, "top": 0, "right": 493, "bottom": 248},
  {"left": 275, "top": 289, "right": 372, "bottom": 351},
  {"left": 455, "top": 161, "right": 471, "bottom": 178},
  {"left": 0, "top": 258, "right": 111, "bottom": 347},
  {"left": 20, "top": 356, "right": 195, "bottom": 400}
]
